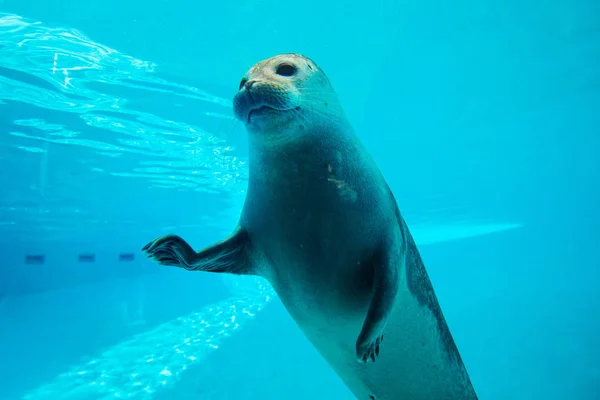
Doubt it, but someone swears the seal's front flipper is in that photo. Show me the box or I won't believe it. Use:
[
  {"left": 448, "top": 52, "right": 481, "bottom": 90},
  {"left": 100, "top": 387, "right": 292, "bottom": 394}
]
[
  {"left": 142, "top": 227, "right": 252, "bottom": 275},
  {"left": 356, "top": 242, "right": 400, "bottom": 363}
]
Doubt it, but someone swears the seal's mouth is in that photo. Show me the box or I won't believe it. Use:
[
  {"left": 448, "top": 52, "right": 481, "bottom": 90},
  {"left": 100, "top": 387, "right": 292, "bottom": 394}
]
[{"left": 247, "top": 105, "right": 301, "bottom": 124}]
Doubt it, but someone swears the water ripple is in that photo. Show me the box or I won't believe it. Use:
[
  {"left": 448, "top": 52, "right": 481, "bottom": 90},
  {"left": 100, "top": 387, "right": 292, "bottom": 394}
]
[
  {"left": 0, "top": 13, "right": 245, "bottom": 192},
  {"left": 0, "top": 13, "right": 247, "bottom": 242}
]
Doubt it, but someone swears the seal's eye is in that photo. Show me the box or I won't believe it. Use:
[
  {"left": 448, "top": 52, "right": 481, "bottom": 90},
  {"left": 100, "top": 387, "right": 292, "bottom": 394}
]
[
  {"left": 239, "top": 78, "right": 248, "bottom": 90},
  {"left": 276, "top": 64, "right": 297, "bottom": 77}
]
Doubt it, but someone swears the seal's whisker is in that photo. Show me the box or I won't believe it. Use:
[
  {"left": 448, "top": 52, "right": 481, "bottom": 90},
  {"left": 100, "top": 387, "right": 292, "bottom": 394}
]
[
  {"left": 298, "top": 104, "right": 343, "bottom": 125},
  {"left": 227, "top": 119, "right": 240, "bottom": 137},
  {"left": 289, "top": 107, "right": 309, "bottom": 130}
]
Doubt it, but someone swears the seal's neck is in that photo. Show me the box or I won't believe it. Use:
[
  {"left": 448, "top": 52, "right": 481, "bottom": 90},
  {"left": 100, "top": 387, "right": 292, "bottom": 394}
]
[
  {"left": 246, "top": 118, "right": 368, "bottom": 202},
  {"left": 247, "top": 115, "right": 353, "bottom": 166}
]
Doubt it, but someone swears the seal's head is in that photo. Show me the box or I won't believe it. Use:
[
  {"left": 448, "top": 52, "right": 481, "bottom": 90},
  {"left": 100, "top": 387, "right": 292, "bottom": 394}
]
[{"left": 233, "top": 53, "right": 343, "bottom": 135}]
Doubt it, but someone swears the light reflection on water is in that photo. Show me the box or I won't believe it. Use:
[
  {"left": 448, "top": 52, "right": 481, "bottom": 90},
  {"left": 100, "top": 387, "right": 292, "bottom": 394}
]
[
  {"left": 0, "top": 13, "right": 247, "bottom": 244},
  {"left": 21, "top": 277, "right": 274, "bottom": 400}
]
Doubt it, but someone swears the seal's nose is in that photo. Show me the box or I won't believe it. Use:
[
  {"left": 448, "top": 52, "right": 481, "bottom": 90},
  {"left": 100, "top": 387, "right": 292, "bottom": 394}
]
[{"left": 245, "top": 80, "right": 256, "bottom": 90}]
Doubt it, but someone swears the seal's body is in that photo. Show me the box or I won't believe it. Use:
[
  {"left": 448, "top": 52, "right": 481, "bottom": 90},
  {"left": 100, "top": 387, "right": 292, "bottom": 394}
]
[{"left": 143, "top": 54, "right": 478, "bottom": 400}]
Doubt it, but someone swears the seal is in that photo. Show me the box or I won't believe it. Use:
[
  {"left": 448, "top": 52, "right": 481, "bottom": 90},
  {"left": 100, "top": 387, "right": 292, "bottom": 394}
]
[{"left": 142, "top": 53, "right": 478, "bottom": 400}]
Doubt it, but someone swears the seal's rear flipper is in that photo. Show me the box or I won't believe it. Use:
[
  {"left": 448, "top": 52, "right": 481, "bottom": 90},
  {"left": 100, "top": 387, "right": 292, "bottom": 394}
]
[{"left": 142, "top": 228, "right": 252, "bottom": 275}]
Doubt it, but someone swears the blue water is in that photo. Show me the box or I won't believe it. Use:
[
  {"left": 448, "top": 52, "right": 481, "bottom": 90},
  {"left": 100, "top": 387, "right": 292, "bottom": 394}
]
[{"left": 0, "top": 1, "right": 598, "bottom": 399}]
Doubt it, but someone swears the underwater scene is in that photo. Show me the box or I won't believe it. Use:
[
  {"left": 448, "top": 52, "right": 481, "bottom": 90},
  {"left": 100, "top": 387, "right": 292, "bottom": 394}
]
[{"left": 0, "top": 0, "right": 598, "bottom": 399}]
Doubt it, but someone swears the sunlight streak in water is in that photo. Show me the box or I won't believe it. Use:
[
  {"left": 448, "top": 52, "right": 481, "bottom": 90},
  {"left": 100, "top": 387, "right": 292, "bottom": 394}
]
[{"left": 21, "top": 278, "right": 274, "bottom": 400}]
